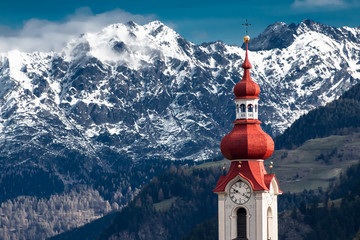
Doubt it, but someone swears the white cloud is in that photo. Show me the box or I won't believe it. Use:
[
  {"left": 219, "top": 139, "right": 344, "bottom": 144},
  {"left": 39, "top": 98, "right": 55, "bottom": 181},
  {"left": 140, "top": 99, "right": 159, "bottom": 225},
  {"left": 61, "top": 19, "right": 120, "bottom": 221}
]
[
  {"left": 0, "top": 8, "right": 156, "bottom": 53},
  {"left": 292, "top": 0, "right": 347, "bottom": 8}
]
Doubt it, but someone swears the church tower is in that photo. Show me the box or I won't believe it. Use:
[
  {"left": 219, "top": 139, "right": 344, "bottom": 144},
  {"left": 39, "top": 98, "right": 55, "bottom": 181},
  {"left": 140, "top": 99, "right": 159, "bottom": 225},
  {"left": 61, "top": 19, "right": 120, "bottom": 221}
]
[{"left": 213, "top": 35, "right": 282, "bottom": 240}]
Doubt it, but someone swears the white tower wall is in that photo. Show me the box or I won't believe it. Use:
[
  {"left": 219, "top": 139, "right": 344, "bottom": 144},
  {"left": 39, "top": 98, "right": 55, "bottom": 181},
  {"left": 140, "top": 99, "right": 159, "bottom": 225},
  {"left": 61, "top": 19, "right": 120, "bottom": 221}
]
[{"left": 216, "top": 177, "right": 280, "bottom": 240}]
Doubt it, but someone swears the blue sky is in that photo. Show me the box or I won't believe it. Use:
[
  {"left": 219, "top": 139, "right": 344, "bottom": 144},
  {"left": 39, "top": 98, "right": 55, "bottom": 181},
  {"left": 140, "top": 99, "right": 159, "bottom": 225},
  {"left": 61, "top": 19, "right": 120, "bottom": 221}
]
[{"left": 0, "top": 0, "right": 359, "bottom": 51}]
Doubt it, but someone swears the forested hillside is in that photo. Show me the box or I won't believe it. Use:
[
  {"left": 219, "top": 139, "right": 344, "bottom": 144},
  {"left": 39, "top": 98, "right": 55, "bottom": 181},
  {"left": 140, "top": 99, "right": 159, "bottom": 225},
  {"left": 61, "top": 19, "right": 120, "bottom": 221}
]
[
  {"left": 300, "top": 162, "right": 360, "bottom": 239},
  {"left": 51, "top": 164, "right": 222, "bottom": 240},
  {"left": 51, "top": 162, "right": 325, "bottom": 240},
  {"left": 0, "top": 159, "right": 183, "bottom": 239},
  {"left": 275, "top": 82, "right": 360, "bottom": 149}
]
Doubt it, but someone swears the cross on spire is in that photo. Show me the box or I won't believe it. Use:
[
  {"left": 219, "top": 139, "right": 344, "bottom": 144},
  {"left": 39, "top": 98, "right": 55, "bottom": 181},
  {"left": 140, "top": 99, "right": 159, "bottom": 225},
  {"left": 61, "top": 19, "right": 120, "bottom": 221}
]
[{"left": 242, "top": 19, "right": 251, "bottom": 35}]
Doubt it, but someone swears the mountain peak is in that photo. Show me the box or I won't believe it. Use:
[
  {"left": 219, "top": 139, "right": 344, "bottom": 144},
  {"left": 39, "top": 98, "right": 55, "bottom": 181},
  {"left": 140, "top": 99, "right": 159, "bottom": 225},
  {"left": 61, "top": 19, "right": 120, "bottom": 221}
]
[
  {"left": 61, "top": 20, "right": 190, "bottom": 69},
  {"left": 144, "top": 20, "right": 182, "bottom": 41},
  {"left": 271, "top": 21, "right": 288, "bottom": 28},
  {"left": 125, "top": 20, "right": 138, "bottom": 29},
  {"left": 296, "top": 19, "right": 325, "bottom": 34},
  {"left": 248, "top": 21, "right": 297, "bottom": 51},
  {"left": 301, "top": 19, "right": 316, "bottom": 26},
  {"left": 145, "top": 20, "right": 165, "bottom": 28}
]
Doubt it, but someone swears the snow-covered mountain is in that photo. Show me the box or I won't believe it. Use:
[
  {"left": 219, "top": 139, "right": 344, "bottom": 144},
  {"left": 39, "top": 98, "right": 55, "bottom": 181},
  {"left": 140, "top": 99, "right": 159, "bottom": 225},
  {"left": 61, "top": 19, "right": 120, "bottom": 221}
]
[
  {"left": 0, "top": 19, "right": 360, "bottom": 199},
  {"left": 249, "top": 19, "right": 360, "bottom": 51}
]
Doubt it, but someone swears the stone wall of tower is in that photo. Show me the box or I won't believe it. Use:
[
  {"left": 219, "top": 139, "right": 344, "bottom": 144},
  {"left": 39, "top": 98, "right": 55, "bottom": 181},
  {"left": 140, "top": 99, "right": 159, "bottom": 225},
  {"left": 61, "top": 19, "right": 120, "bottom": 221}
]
[{"left": 217, "top": 176, "right": 279, "bottom": 240}]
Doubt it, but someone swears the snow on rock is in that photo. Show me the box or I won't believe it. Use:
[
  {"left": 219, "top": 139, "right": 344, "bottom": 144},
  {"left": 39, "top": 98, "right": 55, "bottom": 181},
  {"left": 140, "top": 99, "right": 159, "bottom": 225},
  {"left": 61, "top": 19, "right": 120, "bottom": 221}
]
[{"left": 0, "top": 19, "right": 359, "bottom": 172}]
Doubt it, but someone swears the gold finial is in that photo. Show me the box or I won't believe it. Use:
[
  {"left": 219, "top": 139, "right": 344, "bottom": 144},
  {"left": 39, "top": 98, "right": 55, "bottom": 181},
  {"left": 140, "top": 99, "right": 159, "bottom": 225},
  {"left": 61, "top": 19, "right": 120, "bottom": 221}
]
[
  {"left": 244, "top": 35, "right": 250, "bottom": 43},
  {"left": 269, "top": 161, "right": 274, "bottom": 174}
]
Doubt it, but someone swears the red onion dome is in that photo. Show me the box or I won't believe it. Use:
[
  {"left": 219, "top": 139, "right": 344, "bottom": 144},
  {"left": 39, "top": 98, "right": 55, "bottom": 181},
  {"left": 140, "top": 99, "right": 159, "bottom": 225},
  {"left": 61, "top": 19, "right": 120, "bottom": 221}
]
[
  {"left": 233, "top": 70, "right": 260, "bottom": 98},
  {"left": 220, "top": 120, "right": 274, "bottom": 160}
]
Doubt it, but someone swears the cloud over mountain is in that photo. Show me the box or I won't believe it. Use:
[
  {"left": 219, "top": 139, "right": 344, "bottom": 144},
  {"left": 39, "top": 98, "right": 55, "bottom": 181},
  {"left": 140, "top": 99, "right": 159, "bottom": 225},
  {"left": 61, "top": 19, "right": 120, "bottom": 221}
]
[{"left": 0, "top": 8, "right": 155, "bottom": 52}]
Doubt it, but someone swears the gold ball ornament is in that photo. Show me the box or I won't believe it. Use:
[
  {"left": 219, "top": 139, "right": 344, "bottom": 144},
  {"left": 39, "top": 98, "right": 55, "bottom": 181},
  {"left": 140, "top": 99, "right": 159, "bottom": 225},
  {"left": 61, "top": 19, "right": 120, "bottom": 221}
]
[
  {"left": 269, "top": 165, "right": 273, "bottom": 169},
  {"left": 244, "top": 35, "right": 250, "bottom": 43}
]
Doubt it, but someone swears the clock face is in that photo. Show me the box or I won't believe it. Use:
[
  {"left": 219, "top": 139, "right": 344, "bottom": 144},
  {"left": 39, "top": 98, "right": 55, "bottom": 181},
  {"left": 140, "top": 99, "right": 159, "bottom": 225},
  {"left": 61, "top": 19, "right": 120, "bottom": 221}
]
[{"left": 229, "top": 181, "right": 251, "bottom": 204}]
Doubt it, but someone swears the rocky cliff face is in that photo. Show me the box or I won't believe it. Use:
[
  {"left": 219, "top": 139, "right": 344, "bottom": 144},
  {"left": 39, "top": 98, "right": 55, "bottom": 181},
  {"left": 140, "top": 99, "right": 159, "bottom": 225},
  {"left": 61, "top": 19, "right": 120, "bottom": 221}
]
[{"left": 0, "top": 19, "right": 360, "bottom": 201}]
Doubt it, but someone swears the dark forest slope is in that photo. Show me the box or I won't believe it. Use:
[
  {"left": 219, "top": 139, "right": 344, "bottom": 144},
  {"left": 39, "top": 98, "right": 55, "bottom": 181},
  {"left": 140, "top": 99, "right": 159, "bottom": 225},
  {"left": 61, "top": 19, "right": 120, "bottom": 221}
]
[
  {"left": 51, "top": 165, "right": 221, "bottom": 240},
  {"left": 275, "top": 83, "right": 360, "bottom": 149}
]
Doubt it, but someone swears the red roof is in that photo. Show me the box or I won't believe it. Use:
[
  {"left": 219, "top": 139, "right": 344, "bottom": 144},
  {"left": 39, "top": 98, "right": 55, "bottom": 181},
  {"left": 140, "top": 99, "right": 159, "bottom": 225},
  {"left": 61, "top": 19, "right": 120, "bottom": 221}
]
[
  {"left": 213, "top": 161, "right": 282, "bottom": 193},
  {"left": 264, "top": 174, "right": 283, "bottom": 194}
]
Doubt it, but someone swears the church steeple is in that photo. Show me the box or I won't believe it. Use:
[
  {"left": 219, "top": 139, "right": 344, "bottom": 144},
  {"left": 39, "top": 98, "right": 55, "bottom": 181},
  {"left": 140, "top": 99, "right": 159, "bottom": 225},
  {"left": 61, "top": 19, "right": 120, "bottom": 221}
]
[
  {"left": 220, "top": 36, "right": 274, "bottom": 160},
  {"left": 233, "top": 36, "right": 259, "bottom": 99},
  {"left": 214, "top": 34, "right": 281, "bottom": 240}
]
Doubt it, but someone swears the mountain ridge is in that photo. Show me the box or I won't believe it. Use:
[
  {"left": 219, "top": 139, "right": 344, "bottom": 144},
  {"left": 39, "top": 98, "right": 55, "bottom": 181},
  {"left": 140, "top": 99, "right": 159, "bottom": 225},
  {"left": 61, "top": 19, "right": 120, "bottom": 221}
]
[
  {"left": 249, "top": 19, "right": 360, "bottom": 51},
  {"left": 0, "top": 19, "right": 360, "bottom": 202}
]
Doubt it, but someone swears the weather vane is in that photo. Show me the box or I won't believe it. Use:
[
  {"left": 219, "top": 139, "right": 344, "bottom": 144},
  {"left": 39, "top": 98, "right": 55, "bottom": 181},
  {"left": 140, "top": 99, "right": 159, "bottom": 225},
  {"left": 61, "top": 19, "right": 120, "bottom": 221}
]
[{"left": 242, "top": 19, "right": 251, "bottom": 35}]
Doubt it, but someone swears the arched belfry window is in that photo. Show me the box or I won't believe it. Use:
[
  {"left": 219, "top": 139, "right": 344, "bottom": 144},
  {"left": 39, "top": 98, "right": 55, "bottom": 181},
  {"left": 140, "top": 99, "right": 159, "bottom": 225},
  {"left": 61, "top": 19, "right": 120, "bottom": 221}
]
[
  {"left": 236, "top": 104, "right": 239, "bottom": 114},
  {"left": 240, "top": 104, "right": 246, "bottom": 112},
  {"left": 236, "top": 208, "right": 247, "bottom": 240},
  {"left": 248, "top": 104, "right": 253, "bottom": 112},
  {"left": 255, "top": 104, "right": 258, "bottom": 112}
]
